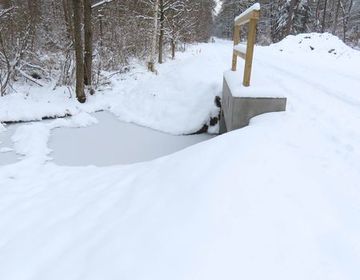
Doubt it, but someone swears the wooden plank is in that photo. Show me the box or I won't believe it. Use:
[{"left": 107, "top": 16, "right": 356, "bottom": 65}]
[
  {"left": 234, "top": 3, "right": 260, "bottom": 25},
  {"left": 243, "top": 18, "right": 257, "bottom": 86},
  {"left": 234, "top": 43, "right": 247, "bottom": 59},
  {"left": 234, "top": 43, "right": 247, "bottom": 53},
  {"left": 234, "top": 10, "right": 259, "bottom": 26},
  {"left": 231, "top": 25, "right": 240, "bottom": 71},
  {"left": 234, "top": 49, "right": 246, "bottom": 59}
]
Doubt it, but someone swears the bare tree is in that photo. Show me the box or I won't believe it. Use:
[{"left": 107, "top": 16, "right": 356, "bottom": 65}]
[
  {"left": 332, "top": 0, "right": 341, "bottom": 33},
  {"left": 72, "top": 0, "right": 86, "bottom": 103},
  {"left": 84, "top": 0, "right": 93, "bottom": 89},
  {"left": 148, "top": 0, "right": 159, "bottom": 72},
  {"left": 340, "top": 0, "right": 354, "bottom": 42},
  {"left": 158, "top": 0, "right": 165, "bottom": 64},
  {"left": 286, "top": 0, "right": 300, "bottom": 35},
  {"left": 321, "top": 0, "right": 328, "bottom": 32}
]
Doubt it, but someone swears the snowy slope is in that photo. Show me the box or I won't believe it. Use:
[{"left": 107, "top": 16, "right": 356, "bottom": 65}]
[
  {"left": 0, "top": 34, "right": 360, "bottom": 280},
  {"left": 0, "top": 42, "right": 228, "bottom": 134}
]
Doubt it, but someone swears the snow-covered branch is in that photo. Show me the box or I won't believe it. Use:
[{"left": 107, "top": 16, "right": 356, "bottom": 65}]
[
  {"left": 91, "top": 0, "right": 114, "bottom": 9},
  {"left": 0, "top": 6, "right": 14, "bottom": 18},
  {"left": 16, "top": 68, "right": 44, "bottom": 87}
]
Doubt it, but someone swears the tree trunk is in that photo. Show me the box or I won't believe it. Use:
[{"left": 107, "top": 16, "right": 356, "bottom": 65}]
[
  {"left": 158, "top": 0, "right": 164, "bottom": 64},
  {"left": 148, "top": 0, "right": 158, "bottom": 72},
  {"left": 72, "top": 0, "right": 86, "bottom": 103},
  {"left": 315, "top": 0, "right": 321, "bottom": 31},
  {"left": 62, "top": 0, "right": 73, "bottom": 40},
  {"left": 83, "top": 0, "right": 93, "bottom": 89},
  {"left": 332, "top": 0, "right": 341, "bottom": 34},
  {"left": 270, "top": 1, "right": 275, "bottom": 42},
  {"left": 0, "top": 0, "right": 10, "bottom": 9},
  {"left": 285, "top": 0, "right": 299, "bottom": 36},
  {"left": 27, "top": 0, "right": 39, "bottom": 47},
  {"left": 171, "top": 38, "right": 175, "bottom": 59},
  {"left": 321, "top": 0, "right": 328, "bottom": 33},
  {"left": 96, "top": 13, "right": 104, "bottom": 86},
  {"left": 342, "top": 0, "right": 354, "bottom": 42}
]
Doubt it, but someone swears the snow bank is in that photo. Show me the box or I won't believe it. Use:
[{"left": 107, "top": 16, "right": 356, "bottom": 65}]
[
  {"left": 224, "top": 70, "right": 285, "bottom": 97},
  {"left": 0, "top": 111, "right": 359, "bottom": 280},
  {"left": 0, "top": 42, "right": 229, "bottom": 135},
  {"left": 11, "top": 112, "right": 98, "bottom": 164},
  {"left": 0, "top": 35, "right": 360, "bottom": 280},
  {"left": 269, "top": 33, "right": 358, "bottom": 59}
]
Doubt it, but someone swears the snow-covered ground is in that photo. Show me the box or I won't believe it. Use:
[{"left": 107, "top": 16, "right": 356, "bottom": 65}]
[
  {"left": 0, "top": 33, "right": 360, "bottom": 280},
  {"left": 0, "top": 40, "right": 225, "bottom": 134}
]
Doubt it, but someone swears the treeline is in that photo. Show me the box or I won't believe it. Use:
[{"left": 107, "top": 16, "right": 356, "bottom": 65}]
[
  {"left": 0, "top": 0, "right": 215, "bottom": 101},
  {"left": 215, "top": 0, "right": 360, "bottom": 45}
]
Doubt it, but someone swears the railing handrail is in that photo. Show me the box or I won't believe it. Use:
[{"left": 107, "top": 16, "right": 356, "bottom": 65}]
[
  {"left": 231, "top": 3, "right": 260, "bottom": 87},
  {"left": 234, "top": 3, "right": 260, "bottom": 26}
]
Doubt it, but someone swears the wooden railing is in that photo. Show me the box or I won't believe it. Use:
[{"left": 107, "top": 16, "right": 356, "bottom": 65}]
[{"left": 231, "top": 3, "right": 260, "bottom": 87}]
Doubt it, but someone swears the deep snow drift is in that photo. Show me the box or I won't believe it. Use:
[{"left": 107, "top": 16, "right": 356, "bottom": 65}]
[{"left": 0, "top": 33, "right": 360, "bottom": 280}]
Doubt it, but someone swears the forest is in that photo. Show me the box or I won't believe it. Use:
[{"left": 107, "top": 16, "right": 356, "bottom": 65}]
[
  {"left": 215, "top": 0, "right": 360, "bottom": 45},
  {"left": 0, "top": 0, "right": 359, "bottom": 103},
  {"left": 0, "top": 0, "right": 215, "bottom": 102}
]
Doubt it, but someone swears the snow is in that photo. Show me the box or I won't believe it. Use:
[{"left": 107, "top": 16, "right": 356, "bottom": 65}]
[
  {"left": 10, "top": 112, "right": 98, "bottom": 165},
  {"left": 49, "top": 111, "right": 214, "bottom": 166},
  {"left": 0, "top": 43, "right": 226, "bottom": 135},
  {"left": 224, "top": 70, "right": 285, "bottom": 97},
  {"left": 0, "top": 147, "right": 13, "bottom": 153},
  {"left": 270, "top": 33, "right": 359, "bottom": 59},
  {"left": 1, "top": 34, "right": 360, "bottom": 280},
  {"left": 0, "top": 123, "right": 18, "bottom": 165},
  {"left": 1, "top": 112, "right": 213, "bottom": 166},
  {"left": 233, "top": 43, "right": 247, "bottom": 54},
  {"left": 234, "top": 3, "right": 261, "bottom": 23},
  {"left": 214, "top": 0, "right": 222, "bottom": 15}
]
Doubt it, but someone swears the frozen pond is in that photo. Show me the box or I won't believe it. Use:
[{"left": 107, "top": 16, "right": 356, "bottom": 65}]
[
  {"left": 0, "top": 123, "right": 19, "bottom": 165},
  {"left": 1, "top": 112, "right": 214, "bottom": 166},
  {"left": 49, "top": 112, "right": 213, "bottom": 166}
]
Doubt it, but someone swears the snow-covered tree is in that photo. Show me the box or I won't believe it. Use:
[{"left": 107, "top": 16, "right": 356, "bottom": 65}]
[{"left": 214, "top": 0, "right": 360, "bottom": 45}]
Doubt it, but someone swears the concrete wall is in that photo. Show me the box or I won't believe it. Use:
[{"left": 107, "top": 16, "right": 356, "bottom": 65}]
[{"left": 220, "top": 77, "right": 287, "bottom": 133}]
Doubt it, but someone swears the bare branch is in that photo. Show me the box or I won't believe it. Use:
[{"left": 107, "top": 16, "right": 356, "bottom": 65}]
[
  {"left": 91, "top": 0, "right": 114, "bottom": 9},
  {"left": 0, "top": 6, "right": 13, "bottom": 18}
]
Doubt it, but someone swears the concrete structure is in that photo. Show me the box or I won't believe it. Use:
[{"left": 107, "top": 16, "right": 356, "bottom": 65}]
[
  {"left": 220, "top": 77, "right": 287, "bottom": 133},
  {"left": 220, "top": 3, "right": 287, "bottom": 133}
]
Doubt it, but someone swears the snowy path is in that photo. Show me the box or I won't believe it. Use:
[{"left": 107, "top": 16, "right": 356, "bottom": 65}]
[
  {"left": 0, "top": 34, "right": 360, "bottom": 280},
  {"left": 253, "top": 40, "right": 360, "bottom": 169}
]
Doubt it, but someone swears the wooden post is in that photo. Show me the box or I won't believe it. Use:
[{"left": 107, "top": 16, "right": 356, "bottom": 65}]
[
  {"left": 243, "top": 18, "right": 257, "bottom": 87},
  {"left": 231, "top": 25, "right": 240, "bottom": 71}
]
